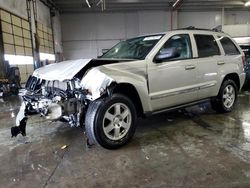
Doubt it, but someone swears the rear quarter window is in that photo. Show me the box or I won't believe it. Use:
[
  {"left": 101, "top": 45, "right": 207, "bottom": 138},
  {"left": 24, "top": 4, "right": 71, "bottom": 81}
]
[
  {"left": 194, "top": 34, "right": 220, "bottom": 58},
  {"left": 219, "top": 37, "right": 240, "bottom": 55}
]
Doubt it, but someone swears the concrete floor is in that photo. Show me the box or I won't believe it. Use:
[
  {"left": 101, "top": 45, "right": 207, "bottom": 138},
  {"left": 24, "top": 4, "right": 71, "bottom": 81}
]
[{"left": 1, "top": 93, "right": 250, "bottom": 188}]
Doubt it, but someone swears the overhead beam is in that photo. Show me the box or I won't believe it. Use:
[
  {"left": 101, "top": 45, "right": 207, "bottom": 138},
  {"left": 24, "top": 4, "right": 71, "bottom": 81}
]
[{"left": 51, "top": 0, "right": 249, "bottom": 13}]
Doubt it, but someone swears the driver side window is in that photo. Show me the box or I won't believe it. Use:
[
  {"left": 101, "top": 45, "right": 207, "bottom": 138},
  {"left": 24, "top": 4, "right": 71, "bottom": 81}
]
[{"left": 155, "top": 34, "right": 192, "bottom": 62}]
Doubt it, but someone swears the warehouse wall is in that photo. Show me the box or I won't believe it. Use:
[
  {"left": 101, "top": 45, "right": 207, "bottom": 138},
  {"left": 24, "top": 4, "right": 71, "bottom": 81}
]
[
  {"left": 178, "top": 11, "right": 222, "bottom": 29},
  {"left": 178, "top": 11, "right": 250, "bottom": 30},
  {"left": 225, "top": 11, "right": 250, "bottom": 25},
  {"left": 178, "top": 10, "right": 250, "bottom": 38},
  {"left": 0, "top": 0, "right": 54, "bottom": 83},
  {"left": 61, "top": 10, "right": 250, "bottom": 60},
  {"left": 37, "top": 0, "right": 51, "bottom": 27},
  {"left": 223, "top": 24, "right": 250, "bottom": 37},
  {"left": 61, "top": 11, "right": 173, "bottom": 59},
  {"left": 0, "top": 0, "right": 30, "bottom": 83},
  {"left": 52, "top": 11, "right": 63, "bottom": 54},
  {"left": 0, "top": 0, "right": 52, "bottom": 34},
  {"left": 0, "top": 0, "right": 28, "bottom": 18}
]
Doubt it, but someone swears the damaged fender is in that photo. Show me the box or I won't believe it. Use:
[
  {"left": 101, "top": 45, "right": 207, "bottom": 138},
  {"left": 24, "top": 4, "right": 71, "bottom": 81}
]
[
  {"left": 80, "top": 65, "right": 151, "bottom": 112},
  {"left": 80, "top": 68, "right": 114, "bottom": 100}
]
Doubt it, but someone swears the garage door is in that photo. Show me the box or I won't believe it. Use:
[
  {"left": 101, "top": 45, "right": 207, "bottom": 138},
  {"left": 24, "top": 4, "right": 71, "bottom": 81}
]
[
  {"left": 37, "top": 22, "right": 54, "bottom": 55},
  {"left": 0, "top": 9, "right": 33, "bottom": 83}
]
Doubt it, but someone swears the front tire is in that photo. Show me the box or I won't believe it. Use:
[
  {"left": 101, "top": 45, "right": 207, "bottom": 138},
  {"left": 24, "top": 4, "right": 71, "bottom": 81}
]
[
  {"left": 85, "top": 94, "right": 137, "bottom": 149},
  {"left": 211, "top": 79, "right": 238, "bottom": 113}
]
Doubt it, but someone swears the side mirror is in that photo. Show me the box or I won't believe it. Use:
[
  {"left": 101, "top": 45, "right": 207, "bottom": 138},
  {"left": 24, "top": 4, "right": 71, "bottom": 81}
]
[{"left": 155, "top": 47, "right": 180, "bottom": 63}]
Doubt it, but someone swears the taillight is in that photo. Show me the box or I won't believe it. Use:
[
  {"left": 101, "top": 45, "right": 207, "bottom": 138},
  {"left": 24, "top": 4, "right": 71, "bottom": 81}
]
[{"left": 242, "top": 55, "right": 247, "bottom": 67}]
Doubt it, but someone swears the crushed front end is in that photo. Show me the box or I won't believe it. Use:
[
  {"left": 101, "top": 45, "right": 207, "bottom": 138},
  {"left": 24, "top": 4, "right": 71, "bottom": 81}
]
[
  {"left": 11, "top": 58, "right": 117, "bottom": 139},
  {"left": 11, "top": 75, "right": 89, "bottom": 137}
]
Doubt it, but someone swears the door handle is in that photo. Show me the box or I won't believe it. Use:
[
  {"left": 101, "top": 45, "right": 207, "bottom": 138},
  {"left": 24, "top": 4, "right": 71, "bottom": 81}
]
[
  {"left": 185, "top": 65, "right": 196, "bottom": 70},
  {"left": 217, "top": 61, "right": 225, "bottom": 65}
]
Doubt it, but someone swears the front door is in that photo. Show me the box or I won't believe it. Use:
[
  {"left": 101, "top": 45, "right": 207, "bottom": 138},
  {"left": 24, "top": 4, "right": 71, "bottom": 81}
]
[{"left": 148, "top": 34, "right": 198, "bottom": 111}]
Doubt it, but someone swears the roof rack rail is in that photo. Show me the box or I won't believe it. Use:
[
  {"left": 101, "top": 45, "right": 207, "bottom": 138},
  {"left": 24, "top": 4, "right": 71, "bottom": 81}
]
[{"left": 176, "top": 26, "right": 223, "bottom": 32}]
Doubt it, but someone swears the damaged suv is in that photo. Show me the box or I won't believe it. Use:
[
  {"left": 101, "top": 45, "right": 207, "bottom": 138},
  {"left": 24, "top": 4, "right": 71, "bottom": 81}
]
[{"left": 12, "top": 28, "right": 246, "bottom": 149}]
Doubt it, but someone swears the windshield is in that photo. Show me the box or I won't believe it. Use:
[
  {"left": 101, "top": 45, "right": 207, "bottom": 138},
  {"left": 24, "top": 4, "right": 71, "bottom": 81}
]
[{"left": 101, "top": 35, "right": 163, "bottom": 60}]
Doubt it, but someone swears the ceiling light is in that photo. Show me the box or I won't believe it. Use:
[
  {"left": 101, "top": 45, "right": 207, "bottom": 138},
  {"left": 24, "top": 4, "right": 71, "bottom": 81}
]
[
  {"left": 117, "top": 0, "right": 140, "bottom": 2},
  {"left": 96, "top": 0, "right": 103, "bottom": 6},
  {"left": 173, "top": 0, "right": 181, "bottom": 8},
  {"left": 245, "top": 1, "right": 250, "bottom": 6},
  {"left": 86, "top": 0, "right": 91, "bottom": 8}
]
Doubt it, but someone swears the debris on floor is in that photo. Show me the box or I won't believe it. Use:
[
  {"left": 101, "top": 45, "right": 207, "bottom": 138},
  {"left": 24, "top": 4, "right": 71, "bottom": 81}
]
[
  {"left": 61, "top": 145, "right": 69, "bottom": 150},
  {"left": 167, "top": 118, "right": 173, "bottom": 122}
]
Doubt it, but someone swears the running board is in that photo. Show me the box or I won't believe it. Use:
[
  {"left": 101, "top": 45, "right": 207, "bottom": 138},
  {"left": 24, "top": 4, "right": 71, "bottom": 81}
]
[{"left": 145, "top": 99, "right": 211, "bottom": 117}]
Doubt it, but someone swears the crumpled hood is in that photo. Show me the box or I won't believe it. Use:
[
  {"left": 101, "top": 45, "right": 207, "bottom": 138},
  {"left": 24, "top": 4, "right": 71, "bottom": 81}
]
[{"left": 33, "top": 59, "right": 92, "bottom": 82}]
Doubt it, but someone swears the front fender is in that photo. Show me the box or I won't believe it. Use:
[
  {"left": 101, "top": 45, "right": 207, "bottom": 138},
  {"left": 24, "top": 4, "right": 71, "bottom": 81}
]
[{"left": 80, "top": 66, "right": 152, "bottom": 112}]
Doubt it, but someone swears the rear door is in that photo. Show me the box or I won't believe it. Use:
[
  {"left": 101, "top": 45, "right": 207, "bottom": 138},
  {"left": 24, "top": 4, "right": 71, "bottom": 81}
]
[{"left": 193, "top": 34, "right": 223, "bottom": 99}]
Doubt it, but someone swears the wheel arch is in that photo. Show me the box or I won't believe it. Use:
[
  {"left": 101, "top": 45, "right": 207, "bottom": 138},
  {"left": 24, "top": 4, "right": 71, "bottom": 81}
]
[
  {"left": 111, "top": 83, "right": 144, "bottom": 117},
  {"left": 222, "top": 73, "right": 240, "bottom": 91}
]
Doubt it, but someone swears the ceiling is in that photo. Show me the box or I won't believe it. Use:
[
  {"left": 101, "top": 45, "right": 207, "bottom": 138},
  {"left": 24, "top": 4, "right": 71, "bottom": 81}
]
[{"left": 47, "top": 0, "right": 250, "bottom": 13}]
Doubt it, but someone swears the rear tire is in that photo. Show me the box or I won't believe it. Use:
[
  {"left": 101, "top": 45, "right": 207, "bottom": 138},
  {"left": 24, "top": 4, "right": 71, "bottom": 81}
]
[
  {"left": 85, "top": 94, "right": 137, "bottom": 149},
  {"left": 211, "top": 79, "right": 237, "bottom": 113}
]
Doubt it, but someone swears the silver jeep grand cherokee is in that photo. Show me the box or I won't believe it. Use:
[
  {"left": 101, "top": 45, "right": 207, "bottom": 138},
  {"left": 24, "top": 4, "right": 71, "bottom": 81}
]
[{"left": 12, "top": 28, "right": 246, "bottom": 149}]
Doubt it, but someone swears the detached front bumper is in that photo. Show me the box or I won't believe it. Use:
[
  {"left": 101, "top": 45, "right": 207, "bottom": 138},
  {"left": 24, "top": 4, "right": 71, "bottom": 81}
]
[
  {"left": 11, "top": 102, "right": 28, "bottom": 137},
  {"left": 11, "top": 92, "right": 86, "bottom": 137},
  {"left": 11, "top": 66, "right": 114, "bottom": 138}
]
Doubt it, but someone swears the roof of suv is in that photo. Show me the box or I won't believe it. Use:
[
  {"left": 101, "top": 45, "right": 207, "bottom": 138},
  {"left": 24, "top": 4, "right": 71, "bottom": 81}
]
[
  {"left": 138, "top": 27, "right": 226, "bottom": 39},
  {"left": 175, "top": 26, "right": 222, "bottom": 32}
]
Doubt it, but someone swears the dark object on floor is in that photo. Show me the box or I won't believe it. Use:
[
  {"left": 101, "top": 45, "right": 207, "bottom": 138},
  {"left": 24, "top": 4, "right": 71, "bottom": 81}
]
[{"left": 11, "top": 117, "right": 28, "bottom": 137}]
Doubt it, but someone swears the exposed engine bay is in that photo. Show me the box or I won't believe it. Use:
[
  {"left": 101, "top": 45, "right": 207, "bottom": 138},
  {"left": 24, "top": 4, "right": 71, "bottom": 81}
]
[{"left": 11, "top": 58, "right": 124, "bottom": 137}]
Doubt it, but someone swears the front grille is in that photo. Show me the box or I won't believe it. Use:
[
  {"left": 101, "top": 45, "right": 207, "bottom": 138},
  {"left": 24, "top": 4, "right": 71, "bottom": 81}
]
[{"left": 25, "top": 76, "right": 70, "bottom": 99}]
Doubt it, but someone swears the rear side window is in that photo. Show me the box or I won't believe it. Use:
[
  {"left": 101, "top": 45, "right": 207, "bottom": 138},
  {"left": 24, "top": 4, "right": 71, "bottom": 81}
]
[
  {"left": 194, "top": 35, "right": 220, "bottom": 58},
  {"left": 219, "top": 37, "right": 240, "bottom": 55}
]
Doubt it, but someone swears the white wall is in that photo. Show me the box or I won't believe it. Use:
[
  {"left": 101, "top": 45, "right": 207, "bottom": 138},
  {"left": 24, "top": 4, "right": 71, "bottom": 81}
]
[
  {"left": 178, "top": 10, "right": 250, "bottom": 35},
  {"left": 37, "top": 0, "right": 51, "bottom": 26},
  {"left": 61, "top": 9, "right": 250, "bottom": 60},
  {"left": 178, "top": 11, "right": 222, "bottom": 29},
  {"left": 52, "top": 11, "right": 63, "bottom": 54},
  {"left": 138, "top": 11, "right": 170, "bottom": 35},
  {"left": 225, "top": 11, "right": 250, "bottom": 25},
  {"left": 223, "top": 25, "right": 250, "bottom": 37},
  {"left": 179, "top": 10, "right": 250, "bottom": 28},
  {"left": 61, "top": 11, "right": 173, "bottom": 60}
]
